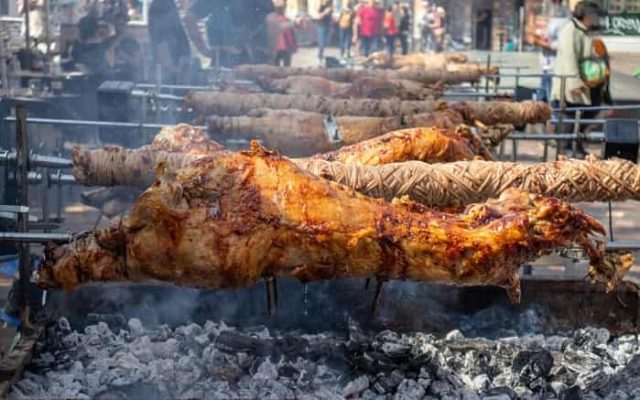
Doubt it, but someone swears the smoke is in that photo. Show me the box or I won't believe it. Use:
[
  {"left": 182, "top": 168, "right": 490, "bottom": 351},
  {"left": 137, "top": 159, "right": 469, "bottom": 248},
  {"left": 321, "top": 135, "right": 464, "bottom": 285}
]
[{"left": 45, "top": 276, "right": 555, "bottom": 338}]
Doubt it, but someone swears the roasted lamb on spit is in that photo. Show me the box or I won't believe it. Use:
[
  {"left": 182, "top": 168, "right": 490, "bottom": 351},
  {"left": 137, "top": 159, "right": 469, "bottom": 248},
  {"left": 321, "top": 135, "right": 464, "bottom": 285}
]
[
  {"left": 257, "top": 75, "right": 443, "bottom": 100},
  {"left": 233, "top": 64, "right": 484, "bottom": 84},
  {"left": 206, "top": 109, "right": 468, "bottom": 155},
  {"left": 40, "top": 143, "right": 632, "bottom": 302},
  {"left": 183, "top": 92, "right": 551, "bottom": 126},
  {"left": 72, "top": 125, "right": 492, "bottom": 187},
  {"left": 361, "top": 52, "right": 470, "bottom": 70}
]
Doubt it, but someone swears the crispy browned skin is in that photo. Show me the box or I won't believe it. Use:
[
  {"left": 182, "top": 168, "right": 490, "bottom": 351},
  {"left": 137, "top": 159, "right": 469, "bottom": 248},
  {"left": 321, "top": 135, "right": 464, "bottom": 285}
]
[
  {"left": 363, "top": 52, "right": 470, "bottom": 70},
  {"left": 207, "top": 109, "right": 465, "bottom": 156},
  {"left": 183, "top": 92, "right": 551, "bottom": 125},
  {"left": 260, "top": 75, "right": 442, "bottom": 100},
  {"left": 313, "top": 127, "right": 492, "bottom": 165},
  {"left": 73, "top": 125, "right": 491, "bottom": 186},
  {"left": 234, "top": 64, "right": 483, "bottom": 84},
  {"left": 72, "top": 124, "right": 226, "bottom": 187},
  {"left": 39, "top": 143, "right": 618, "bottom": 302}
]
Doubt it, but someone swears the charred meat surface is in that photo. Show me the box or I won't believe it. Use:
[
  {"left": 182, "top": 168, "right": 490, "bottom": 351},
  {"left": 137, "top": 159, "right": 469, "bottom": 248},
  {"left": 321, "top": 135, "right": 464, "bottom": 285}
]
[
  {"left": 313, "top": 126, "right": 493, "bottom": 165},
  {"left": 72, "top": 125, "right": 491, "bottom": 186},
  {"left": 41, "top": 143, "right": 630, "bottom": 301}
]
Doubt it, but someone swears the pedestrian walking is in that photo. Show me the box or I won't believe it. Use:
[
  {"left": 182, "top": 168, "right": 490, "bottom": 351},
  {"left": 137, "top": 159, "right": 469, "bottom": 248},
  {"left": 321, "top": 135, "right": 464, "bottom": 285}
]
[
  {"left": 398, "top": 3, "right": 411, "bottom": 55},
  {"left": 267, "top": 0, "right": 298, "bottom": 67},
  {"left": 551, "top": 1, "right": 606, "bottom": 158},
  {"left": 338, "top": 4, "right": 355, "bottom": 59},
  {"left": 354, "top": 0, "right": 383, "bottom": 57},
  {"left": 316, "top": 0, "right": 333, "bottom": 65},
  {"left": 383, "top": 5, "right": 398, "bottom": 57}
]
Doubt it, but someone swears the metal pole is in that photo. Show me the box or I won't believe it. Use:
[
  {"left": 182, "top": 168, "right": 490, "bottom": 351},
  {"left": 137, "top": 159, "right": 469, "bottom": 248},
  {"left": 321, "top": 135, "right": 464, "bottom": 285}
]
[
  {"left": 556, "top": 75, "right": 567, "bottom": 160},
  {"left": 55, "top": 169, "right": 62, "bottom": 221},
  {"left": 42, "top": 168, "right": 50, "bottom": 233},
  {"left": 484, "top": 53, "right": 491, "bottom": 95},
  {"left": 15, "top": 105, "right": 31, "bottom": 332},
  {"left": 608, "top": 201, "right": 615, "bottom": 242},
  {"left": 24, "top": 0, "right": 31, "bottom": 52},
  {"left": 572, "top": 109, "right": 582, "bottom": 158}
]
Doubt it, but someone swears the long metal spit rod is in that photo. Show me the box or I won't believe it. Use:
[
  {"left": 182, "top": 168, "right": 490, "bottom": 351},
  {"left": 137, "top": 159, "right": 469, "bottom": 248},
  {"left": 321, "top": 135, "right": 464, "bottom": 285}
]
[
  {"left": 0, "top": 150, "right": 72, "bottom": 169},
  {"left": 25, "top": 171, "right": 76, "bottom": 185},
  {"left": 508, "top": 132, "right": 605, "bottom": 141},
  {"left": 15, "top": 105, "right": 32, "bottom": 332},
  {"left": 0, "top": 232, "right": 74, "bottom": 243},
  {"left": 3, "top": 116, "right": 203, "bottom": 131},
  {"left": 553, "top": 104, "right": 640, "bottom": 112},
  {"left": 0, "top": 228, "right": 638, "bottom": 251}
]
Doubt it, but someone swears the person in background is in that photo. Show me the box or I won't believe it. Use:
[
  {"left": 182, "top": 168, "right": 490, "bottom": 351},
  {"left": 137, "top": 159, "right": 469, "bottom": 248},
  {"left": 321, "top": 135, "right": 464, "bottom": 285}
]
[
  {"left": 184, "top": 0, "right": 275, "bottom": 67},
  {"left": 383, "top": 5, "right": 398, "bottom": 57},
  {"left": 418, "top": 2, "right": 432, "bottom": 51},
  {"left": 551, "top": 1, "right": 604, "bottom": 158},
  {"left": 148, "top": 0, "right": 191, "bottom": 84},
  {"left": 354, "top": 0, "right": 383, "bottom": 57},
  {"left": 267, "top": 0, "right": 298, "bottom": 67},
  {"left": 398, "top": 3, "right": 411, "bottom": 55},
  {"left": 112, "top": 10, "right": 142, "bottom": 81},
  {"left": 338, "top": 3, "right": 355, "bottom": 59},
  {"left": 316, "top": 0, "right": 333, "bottom": 66},
  {"left": 533, "top": 0, "right": 571, "bottom": 102},
  {"left": 70, "top": 14, "right": 119, "bottom": 80},
  {"left": 429, "top": 5, "right": 446, "bottom": 52},
  {"left": 475, "top": 9, "right": 492, "bottom": 50}
]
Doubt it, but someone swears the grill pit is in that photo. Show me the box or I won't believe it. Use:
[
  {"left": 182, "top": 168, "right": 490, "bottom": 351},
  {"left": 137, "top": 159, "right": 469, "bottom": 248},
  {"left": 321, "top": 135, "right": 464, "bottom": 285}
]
[{"left": 5, "top": 277, "right": 640, "bottom": 399}]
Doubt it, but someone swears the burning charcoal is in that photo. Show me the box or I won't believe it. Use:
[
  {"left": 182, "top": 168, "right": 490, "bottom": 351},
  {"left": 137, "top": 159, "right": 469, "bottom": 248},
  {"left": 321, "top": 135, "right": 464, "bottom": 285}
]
[
  {"left": 175, "top": 323, "right": 204, "bottom": 337},
  {"left": 127, "top": 318, "right": 145, "bottom": 338},
  {"left": 418, "top": 377, "right": 432, "bottom": 389},
  {"left": 512, "top": 349, "right": 553, "bottom": 389},
  {"left": 471, "top": 374, "right": 490, "bottom": 391},
  {"left": 130, "top": 336, "right": 155, "bottom": 363},
  {"left": 573, "top": 327, "right": 611, "bottom": 350},
  {"left": 380, "top": 342, "right": 412, "bottom": 362},
  {"left": 545, "top": 335, "right": 571, "bottom": 352},
  {"left": 254, "top": 358, "right": 279, "bottom": 380},
  {"left": 460, "top": 388, "right": 481, "bottom": 400},
  {"left": 148, "top": 325, "right": 173, "bottom": 342},
  {"left": 150, "top": 338, "right": 178, "bottom": 359},
  {"left": 86, "top": 313, "right": 127, "bottom": 331},
  {"left": 427, "top": 380, "right": 454, "bottom": 397},
  {"left": 342, "top": 375, "right": 369, "bottom": 397},
  {"left": 562, "top": 350, "right": 602, "bottom": 373},
  {"left": 215, "top": 330, "right": 267, "bottom": 354},
  {"left": 93, "top": 382, "right": 168, "bottom": 400},
  {"left": 372, "top": 369, "right": 404, "bottom": 393},
  {"left": 576, "top": 367, "right": 611, "bottom": 392},
  {"left": 445, "top": 329, "right": 465, "bottom": 341},
  {"left": 278, "top": 364, "right": 299, "bottom": 379},
  {"left": 480, "top": 386, "right": 518, "bottom": 399},
  {"left": 608, "top": 389, "right": 631, "bottom": 400},
  {"left": 359, "top": 389, "right": 381, "bottom": 400},
  {"left": 550, "top": 381, "right": 567, "bottom": 394},
  {"left": 557, "top": 385, "right": 583, "bottom": 400},
  {"left": 394, "top": 379, "right": 425, "bottom": 400}
]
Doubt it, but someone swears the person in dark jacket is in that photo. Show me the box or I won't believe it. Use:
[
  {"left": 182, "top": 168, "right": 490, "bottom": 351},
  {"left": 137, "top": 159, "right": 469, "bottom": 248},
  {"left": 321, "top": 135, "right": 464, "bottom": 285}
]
[
  {"left": 148, "top": 0, "right": 191, "bottom": 83},
  {"left": 183, "top": 0, "right": 275, "bottom": 67}
]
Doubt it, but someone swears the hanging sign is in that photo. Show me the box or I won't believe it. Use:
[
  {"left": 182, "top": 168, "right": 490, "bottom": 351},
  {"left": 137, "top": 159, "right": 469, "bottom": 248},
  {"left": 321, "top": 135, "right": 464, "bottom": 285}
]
[{"left": 601, "top": 14, "right": 640, "bottom": 36}]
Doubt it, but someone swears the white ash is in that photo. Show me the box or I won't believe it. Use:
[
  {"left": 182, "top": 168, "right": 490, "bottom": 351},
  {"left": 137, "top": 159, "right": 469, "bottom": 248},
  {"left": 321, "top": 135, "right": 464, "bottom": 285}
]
[{"left": 8, "top": 318, "right": 640, "bottom": 399}]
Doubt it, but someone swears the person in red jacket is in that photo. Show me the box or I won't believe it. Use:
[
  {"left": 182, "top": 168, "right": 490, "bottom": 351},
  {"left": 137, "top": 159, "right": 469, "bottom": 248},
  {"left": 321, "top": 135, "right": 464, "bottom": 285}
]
[
  {"left": 383, "top": 5, "right": 398, "bottom": 57},
  {"left": 266, "top": 1, "right": 297, "bottom": 66},
  {"left": 354, "top": 0, "right": 384, "bottom": 57}
]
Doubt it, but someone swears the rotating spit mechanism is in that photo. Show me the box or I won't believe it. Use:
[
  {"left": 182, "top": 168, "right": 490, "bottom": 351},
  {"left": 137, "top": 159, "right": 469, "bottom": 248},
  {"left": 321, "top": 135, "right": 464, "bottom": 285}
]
[{"left": 603, "top": 119, "right": 639, "bottom": 163}]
